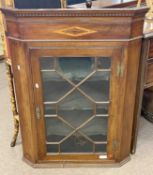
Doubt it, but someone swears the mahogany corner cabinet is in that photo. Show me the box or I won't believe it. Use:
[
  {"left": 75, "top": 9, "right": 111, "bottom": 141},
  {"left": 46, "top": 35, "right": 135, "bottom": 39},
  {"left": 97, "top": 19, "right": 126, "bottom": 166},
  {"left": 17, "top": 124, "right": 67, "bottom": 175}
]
[{"left": 1, "top": 6, "right": 148, "bottom": 167}]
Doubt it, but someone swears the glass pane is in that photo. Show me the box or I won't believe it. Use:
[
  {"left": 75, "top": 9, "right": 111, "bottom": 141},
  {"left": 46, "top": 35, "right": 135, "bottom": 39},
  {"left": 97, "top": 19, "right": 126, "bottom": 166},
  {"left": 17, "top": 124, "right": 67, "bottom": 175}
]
[
  {"left": 45, "top": 117, "right": 73, "bottom": 142},
  {"left": 47, "top": 144, "right": 59, "bottom": 153},
  {"left": 97, "top": 57, "right": 111, "bottom": 69},
  {"left": 95, "top": 144, "right": 107, "bottom": 153},
  {"left": 42, "top": 71, "right": 73, "bottom": 102},
  {"left": 39, "top": 56, "right": 111, "bottom": 154},
  {"left": 80, "top": 117, "right": 108, "bottom": 142},
  {"left": 44, "top": 104, "right": 56, "bottom": 115},
  {"left": 96, "top": 103, "right": 109, "bottom": 115},
  {"left": 60, "top": 132, "right": 93, "bottom": 153},
  {"left": 40, "top": 57, "right": 55, "bottom": 70},
  {"left": 58, "top": 90, "right": 94, "bottom": 128},
  {"left": 57, "top": 57, "right": 95, "bottom": 84},
  {"left": 79, "top": 71, "right": 110, "bottom": 102}
]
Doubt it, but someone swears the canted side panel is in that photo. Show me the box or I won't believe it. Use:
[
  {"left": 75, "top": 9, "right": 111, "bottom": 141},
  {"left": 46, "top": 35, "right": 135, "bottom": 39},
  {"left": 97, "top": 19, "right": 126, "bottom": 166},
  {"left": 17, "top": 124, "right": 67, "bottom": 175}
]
[
  {"left": 131, "top": 39, "right": 149, "bottom": 153},
  {"left": 9, "top": 40, "right": 38, "bottom": 163},
  {"left": 119, "top": 39, "right": 142, "bottom": 160}
]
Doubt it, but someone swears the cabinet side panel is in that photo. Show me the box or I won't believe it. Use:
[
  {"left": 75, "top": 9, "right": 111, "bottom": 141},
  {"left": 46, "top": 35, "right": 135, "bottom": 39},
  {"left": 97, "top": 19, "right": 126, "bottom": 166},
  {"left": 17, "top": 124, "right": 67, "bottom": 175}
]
[
  {"left": 120, "top": 39, "right": 142, "bottom": 160},
  {"left": 131, "top": 38, "right": 149, "bottom": 153},
  {"left": 9, "top": 40, "right": 38, "bottom": 163}
]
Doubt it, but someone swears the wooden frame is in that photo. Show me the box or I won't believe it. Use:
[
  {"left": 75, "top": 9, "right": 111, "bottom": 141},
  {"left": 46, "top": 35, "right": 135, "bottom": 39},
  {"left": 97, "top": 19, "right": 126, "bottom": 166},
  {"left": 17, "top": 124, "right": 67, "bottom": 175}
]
[{"left": 29, "top": 46, "right": 124, "bottom": 163}]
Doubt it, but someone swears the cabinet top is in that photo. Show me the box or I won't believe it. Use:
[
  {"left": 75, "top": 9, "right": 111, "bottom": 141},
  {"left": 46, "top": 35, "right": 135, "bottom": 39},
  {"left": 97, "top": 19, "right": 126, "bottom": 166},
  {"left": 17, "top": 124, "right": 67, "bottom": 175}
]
[
  {"left": 1, "top": 7, "right": 148, "bottom": 41},
  {"left": 1, "top": 7, "right": 148, "bottom": 17}
]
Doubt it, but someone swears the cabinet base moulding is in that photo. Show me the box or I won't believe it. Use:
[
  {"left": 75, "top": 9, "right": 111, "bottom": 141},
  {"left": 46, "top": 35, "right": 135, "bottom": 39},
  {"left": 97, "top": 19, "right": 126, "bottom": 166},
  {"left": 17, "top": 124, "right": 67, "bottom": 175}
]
[{"left": 23, "top": 156, "right": 131, "bottom": 168}]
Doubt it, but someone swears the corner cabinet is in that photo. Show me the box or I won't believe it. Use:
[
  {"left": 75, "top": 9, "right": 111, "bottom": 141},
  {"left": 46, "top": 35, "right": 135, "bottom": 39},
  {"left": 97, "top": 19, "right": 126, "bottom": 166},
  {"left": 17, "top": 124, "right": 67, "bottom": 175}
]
[{"left": 1, "top": 8, "right": 147, "bottom": 167}]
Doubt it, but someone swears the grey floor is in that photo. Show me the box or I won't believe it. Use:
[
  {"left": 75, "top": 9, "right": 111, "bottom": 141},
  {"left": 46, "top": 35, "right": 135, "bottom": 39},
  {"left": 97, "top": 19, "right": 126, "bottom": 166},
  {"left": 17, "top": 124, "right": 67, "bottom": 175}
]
[{"left": 0, "top": 61, "right": 153, "bottom": 175}]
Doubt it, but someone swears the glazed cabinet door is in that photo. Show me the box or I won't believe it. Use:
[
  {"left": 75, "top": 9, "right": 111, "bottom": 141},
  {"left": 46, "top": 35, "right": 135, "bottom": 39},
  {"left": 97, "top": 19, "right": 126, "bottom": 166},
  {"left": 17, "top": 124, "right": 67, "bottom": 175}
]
[{"left": 30, "top": 45, "right": 125, "bottom": 163}]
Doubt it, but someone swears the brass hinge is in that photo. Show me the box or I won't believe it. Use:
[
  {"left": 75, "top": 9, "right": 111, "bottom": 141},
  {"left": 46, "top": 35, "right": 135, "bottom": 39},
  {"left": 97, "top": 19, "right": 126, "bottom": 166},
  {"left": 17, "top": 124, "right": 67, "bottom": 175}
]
[
  {"left": 117, "top": 63, "right": 124, "bottom": 77},
  {"left": 35, "top": 107, "right": 41, "bottom": 120}
]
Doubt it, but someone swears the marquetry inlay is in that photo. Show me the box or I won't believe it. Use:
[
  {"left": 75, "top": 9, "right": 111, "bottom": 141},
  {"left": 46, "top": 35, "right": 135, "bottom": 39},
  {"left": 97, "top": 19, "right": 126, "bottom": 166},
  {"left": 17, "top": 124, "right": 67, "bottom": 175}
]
[{"left": 54, "top": 26, "right": 97, "bottom": 37}]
